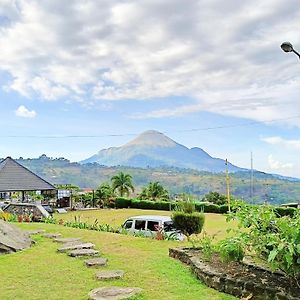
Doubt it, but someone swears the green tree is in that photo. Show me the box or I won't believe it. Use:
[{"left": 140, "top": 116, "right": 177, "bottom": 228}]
[
  {"left": 95, "top": 183, "right": 114, "bottom": 207},
  {"left": 140, "top": 181, "right": 169, "bottom": 201},
  {"left": 202, "top": 191, "right": 227, "bottom": 205},
  {"left": 111, "top": 172, "right": 134, "bottom": 197}
]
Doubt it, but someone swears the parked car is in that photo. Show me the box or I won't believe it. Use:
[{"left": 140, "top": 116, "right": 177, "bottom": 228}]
[{"left": 122, "top": 215, "right": 184, "bottom": 240}]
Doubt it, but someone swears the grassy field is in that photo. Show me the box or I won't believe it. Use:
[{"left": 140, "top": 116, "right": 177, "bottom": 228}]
[
  {"left": 0, "top": 209, "right": 237, "bottom": 300},
  {"left": 54, "top": 208, "right": 236, "bottom": 240}
]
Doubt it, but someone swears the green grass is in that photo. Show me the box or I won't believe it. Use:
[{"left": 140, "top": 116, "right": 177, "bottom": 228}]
[
  {"left": 54, "top": 208, "right": 236, "bottom": 239},
  {"left": 0, "top": 209, "right": 237, "bottom": 299}
]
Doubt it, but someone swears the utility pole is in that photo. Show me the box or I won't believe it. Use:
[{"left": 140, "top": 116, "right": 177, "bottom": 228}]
[
  {"left": 250, "top": 152, "right": 254, "bottom": 204},
  {"left": 225, "top": 159, "right": 231, "bottom": 212}
]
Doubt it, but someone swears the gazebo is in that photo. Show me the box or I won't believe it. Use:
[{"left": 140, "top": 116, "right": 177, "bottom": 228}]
[{"left": 0, "top": 156, "right": 56, "bottom": 202}]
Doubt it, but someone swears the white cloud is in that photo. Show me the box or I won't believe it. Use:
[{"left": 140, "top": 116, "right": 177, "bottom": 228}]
[
  {"left": 268, "top": 154, "right": 293, "bottom": 171},
  {"left": 262, "top": 136, "right": 300, "bottom": 151},
  {"left": 15, "top": 105, "right": 37, "bottom": 118},
  {"left": 0, "top": 1, "right": 300, "bottom": 125}
]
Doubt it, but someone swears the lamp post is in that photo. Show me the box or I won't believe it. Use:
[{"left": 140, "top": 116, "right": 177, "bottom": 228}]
[{"left": 280, "top": 42, "right": 300, "bottom": 60}]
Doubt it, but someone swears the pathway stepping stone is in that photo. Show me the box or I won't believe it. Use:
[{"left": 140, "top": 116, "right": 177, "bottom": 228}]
[
  {"left": 95, "top": 270, "right": 124, "bottom": 281},
  {"left": 42, "top": 233, "right": 62, "bottom": 238},
  {"left": 85, "top": 258, "right": 108, "bottom": 267},
  {"left": 58, "top": 242, "right": 95, "bottom": 253},
  {"left": 53, "top": 237, "right": 82, "bottom": 243},
  {"left": 88, "top": 287, "right": 143, "bottom": 300},
  {"left": 26, "top": 229, "right": 46, "bottom": 235},
  {"left": 69, "top": 248, "right": 99, "bottom": 257}
]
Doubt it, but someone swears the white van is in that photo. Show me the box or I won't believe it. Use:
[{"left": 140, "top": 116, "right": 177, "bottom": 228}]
[{"left": 122, "top": 215, "right": 184, "bottom": 240}]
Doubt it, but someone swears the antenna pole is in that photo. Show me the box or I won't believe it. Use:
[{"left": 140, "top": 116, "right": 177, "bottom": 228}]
[
  {"left": 250, "top": 152, "right": 254, "bottom": 204},
  {"left": 225, "top": 159, "right": 231, "bottom": 212}
]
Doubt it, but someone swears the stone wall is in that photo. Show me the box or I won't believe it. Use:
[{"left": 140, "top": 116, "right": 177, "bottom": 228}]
[
  {"left": 169, "top": 248, "right": 299, "bottom": 300},
  {"left": 4, "top": 203, "right": 49, "bottom": 220}
]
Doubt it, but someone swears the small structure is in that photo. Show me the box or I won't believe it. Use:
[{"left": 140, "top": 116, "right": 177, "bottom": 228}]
[
  {"left": 0, "top": 157, "right": 56, "bottom": 218},
  {"left": 280, "top": 202, "right": 300, "bottom": 209}
]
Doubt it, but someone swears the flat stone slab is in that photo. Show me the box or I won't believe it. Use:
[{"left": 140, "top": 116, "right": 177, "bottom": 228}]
[
  {"left": 58, "top": 242, "right": 95, "bottom": 253},
  {"left": 88, "top": 287, "right": 143, "bottom": 300},
  {"left": 53, "top": 237, "right": 82, "bottom": 243},
  {"left": 85, "top": 258, "right": 108, "bottom": 267},
  {"left": 95, "top": 270, "right": 124, "bottom": 281},
  {"left": 26, "top": 229, "right": 46, "bottom": 235},
  {"left": 42, "top": 233, "right": 62, "bottom": 239},
  {"left": 0, "top": 220, "right": 32, "bottom": 254},
  {"left": 69, "top": 249, "right": 99, "bottom": 257}
]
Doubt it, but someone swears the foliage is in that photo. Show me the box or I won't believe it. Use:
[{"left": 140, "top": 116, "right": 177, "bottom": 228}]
[
  {"left": 115, "top": 197, "right": 132, "bottom": 208},
  {"left": 227, "top": 203, "right": 300, "bottom": 279},
  {"left": 111, "top": 172, "right": 134, "bottom": 197},
  {"left": 0, "top": 212, "right": 12, "bottom": 221},
  {"left": 195, "top": 202, "right": 220, "bottom": 213},
  {"left": 139, "top": 181, "right": 170, "bottom": 201},
  {"left": 218, "top": 236, "right": 244, "bottom": 262},
  {"left": 79, "top": 192, "right": 94, "bottom": 207},
  {"left": 95, "top": 183, "right": 115, "bottom": 207},
  {"left": 202, "top": 191, "right": 227, "bottom": 205},
  {"left": 172, "top": 211, "right": 205, "bottom": 237},
  {"left": 189, "top": 231, "right": 216, "bottom": 260},
  {"left": 175, "top": 196, "right": 195, "bottom": 214}
]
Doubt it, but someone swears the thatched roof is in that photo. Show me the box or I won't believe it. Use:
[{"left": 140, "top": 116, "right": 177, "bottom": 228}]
[{"left": 0, "top": 157, "right": 56, "bottom": 192}]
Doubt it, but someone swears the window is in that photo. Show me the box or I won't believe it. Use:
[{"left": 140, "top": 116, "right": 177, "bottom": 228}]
[
  {"left": 134, "top": 220, "right": 146, "bottom": 230},
  {"left": 164, "top": 221, "right": 176, "bottom": 232},
  {"left": 147, "top": 221, "right": 159, "bottom": 231},
  {"left": 123, "top": 220, "right": 133, "bottom": 229}
]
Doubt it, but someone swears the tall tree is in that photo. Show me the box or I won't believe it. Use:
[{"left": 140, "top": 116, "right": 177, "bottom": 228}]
[
  {"left": 95, "top": 182, "right": 114, "bottom": 207},
  {"left": 140, "top": 181, "right": 169, "bottom": 201},
  {"left": 111, "top": 172, "right": 134, "bottom": 197}
]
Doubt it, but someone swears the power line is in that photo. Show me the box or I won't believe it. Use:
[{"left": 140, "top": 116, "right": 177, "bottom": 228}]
[{"left": 2, "top": 114, "right": 300, "bottom": 139}]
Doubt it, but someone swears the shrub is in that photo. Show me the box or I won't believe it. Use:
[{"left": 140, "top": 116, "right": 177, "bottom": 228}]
[
  {"left": 172, "top": 211, "right": 205, "bottom": 236},
  {"left": 154, "top": 201, "right": 170, "bottom": 211},
  {"left": 218, "top": 237, "right": 244, "bottom": 262},
  {"left": 219, "top": 204, "right": 229, "bottom": 214},
  {"left": 274, "top": 207, "right": 297, "bottom": 217},
  {"left": 115, "top": 197, "right": 132, "bottom": 208}
]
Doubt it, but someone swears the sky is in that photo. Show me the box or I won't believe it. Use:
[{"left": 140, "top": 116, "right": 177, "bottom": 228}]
[{"left": 0, "top": 0, "right": 300, "bottom": 177}]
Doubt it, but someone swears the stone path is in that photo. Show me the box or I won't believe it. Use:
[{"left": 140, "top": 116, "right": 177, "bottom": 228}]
[
  {"left": 69, "top": 248, "right": 99, "bottom": 257},
  {"left": 57, "top": 242, "right": 95, "bottom": 253},
  {"left": 26, "top": 229, "right": 46, "bottom": 236},
  {"left": 42, "top": 233, "right": 62, "bottom": 239},
  {"left": 42, "top": 232, "right": 142, "bottom": 298},
  {"left": 85, "top": 258, "right": 108, "bottom": 267},
  {"left": 95, "top": 270, "right": 124, "bottom": 281},
  {"left": 88, "top": 287, "right": 143, "bottom": 300},
  {"left": 53, "top": 237, "right": 82, "bottom": 243}
]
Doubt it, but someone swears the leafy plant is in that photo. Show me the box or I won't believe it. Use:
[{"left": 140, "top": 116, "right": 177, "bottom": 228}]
[
  {"left": 218, "top": 236, "right": 244, "bottom": 262},
  {"left": 190, "top": 231, "right": 216, "bottom": 260}
]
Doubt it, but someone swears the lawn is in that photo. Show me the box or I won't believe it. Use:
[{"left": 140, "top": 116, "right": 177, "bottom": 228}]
[
  {"left": 54, "top": 208, "right": 236, "bottom": 240},
  {"left": 0, "top": 209, "right": 237, "bottom": 300}
]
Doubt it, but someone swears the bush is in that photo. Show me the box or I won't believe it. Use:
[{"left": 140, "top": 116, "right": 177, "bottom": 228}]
[
  {"left": 274, "top": 207, "right": 297, "bottom": 217},
  {"left": 195, "top": 202, "right": 220, "bottom": 213},
  {"left": 219, "top": 204, "right": 229, "bottom": 214},
  {"left": 172, "top": 212, "right": 205, "bottom": 236},
  {"left": 218, "top": 237, "right": 244, "bottom": 262},
  {"left": 154, "top": 201, "right": 170, "bottom": 211},
  {"left": 115, "top": 197, "right": 132, "bottom": 208}
]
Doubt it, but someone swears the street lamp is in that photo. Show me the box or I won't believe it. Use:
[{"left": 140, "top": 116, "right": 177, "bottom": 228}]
[{"left": 280, "top": 42, "right": 300, "bottom": 60}]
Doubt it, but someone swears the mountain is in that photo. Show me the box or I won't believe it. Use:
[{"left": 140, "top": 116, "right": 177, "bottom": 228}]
[{"left": 81, "top": 130, "right": 243, "bottom": 172}]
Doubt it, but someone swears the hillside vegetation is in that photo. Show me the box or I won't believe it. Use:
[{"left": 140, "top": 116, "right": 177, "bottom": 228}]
[{"left": 16, "top": 156, "right": 300, "bottom": 204}]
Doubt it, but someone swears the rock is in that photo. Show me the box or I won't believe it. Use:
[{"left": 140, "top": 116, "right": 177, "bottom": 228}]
[
  {"left": 58, "top": 242, "right": 95, "bottom": 253},
  {"left": 0, "top": 220, "right": 32, "bottom": 254},
  {"left": 69, "top": 249, "right": 99, "bottom": 257},
  {"left": 88, "top": 287, "right": 143, "bottom": 300},
  {"left": 42, "top": 233, "right": 62, "bottom": 239},
  {"left": 95, "top": 270, "right": 124, "bottom": 281},
  {"left": 26, "top": 229, "right": 46, "bottom": 235},
  {"left": 53, "top": 237, "right": 82, "bottom": 243},
  {"left": 85, "top": 258, "right": 108, "bottom": 267}
]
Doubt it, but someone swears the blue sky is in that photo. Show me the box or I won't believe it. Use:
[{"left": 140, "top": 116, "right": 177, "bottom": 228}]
[{"left": 0, "top": 0, "right": 300, "bottom": 177}]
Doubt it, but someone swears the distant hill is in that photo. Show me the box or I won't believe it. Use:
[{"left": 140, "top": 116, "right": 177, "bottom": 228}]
[
  {"left": 7, "top": 155, "right": 300, "bottom": 205},
  {"left": 81, "top": 130, "right": 243, "bottom": 172}
]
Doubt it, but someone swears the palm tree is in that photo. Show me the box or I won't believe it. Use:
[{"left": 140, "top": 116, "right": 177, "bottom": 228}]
[
  {"left": 111, "top": 172, "right": 134, "bottom": 197},
  {"left": 140, "top": 181, "right": 169, "bottom": 201},
  {"left": 95, "top": 183, "right": 114, "bottom": 207}
]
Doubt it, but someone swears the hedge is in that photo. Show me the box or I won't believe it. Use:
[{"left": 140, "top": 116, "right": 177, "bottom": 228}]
[
  {"left": 172, "top": 212, "right": 205, "bottom": 236},
  {"left": 115, "top": 198, "right": 132, "bottom": 208}
]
